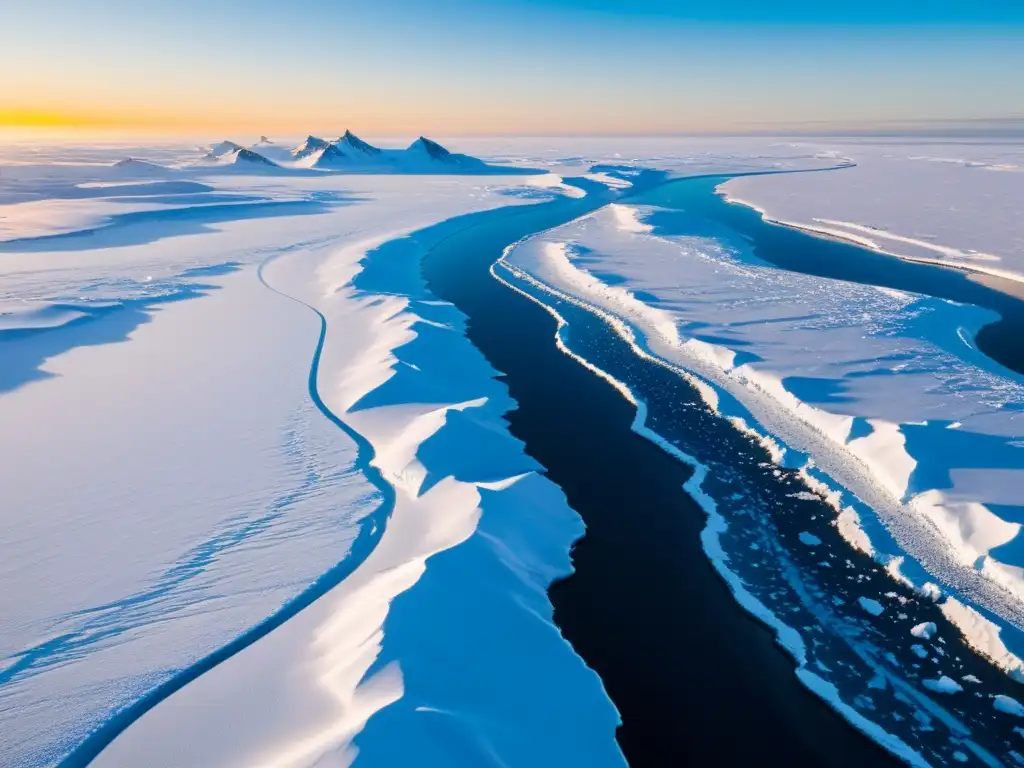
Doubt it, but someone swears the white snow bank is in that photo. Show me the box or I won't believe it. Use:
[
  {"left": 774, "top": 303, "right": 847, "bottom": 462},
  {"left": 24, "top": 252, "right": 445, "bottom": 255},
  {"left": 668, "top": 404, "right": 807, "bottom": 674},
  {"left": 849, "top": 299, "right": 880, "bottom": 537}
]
[
  {"left": 835, "top": 507, "right": 875, "bottom": 557},
  {"left": 940, "top": 598, "right": 1024, "bottom": 682},
  {"left": 721, "top": 140, "right": 1024, "bottom": 284},
  {"left": 584, "top": 172, "right": 634, "bottom": 189}
]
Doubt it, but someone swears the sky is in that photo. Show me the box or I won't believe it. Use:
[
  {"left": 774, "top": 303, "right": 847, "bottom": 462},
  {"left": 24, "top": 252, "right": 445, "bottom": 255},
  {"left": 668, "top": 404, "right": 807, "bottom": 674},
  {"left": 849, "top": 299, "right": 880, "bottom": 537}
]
[{"left": 1, "top": 0, "right": 1023, "bottom": 136}]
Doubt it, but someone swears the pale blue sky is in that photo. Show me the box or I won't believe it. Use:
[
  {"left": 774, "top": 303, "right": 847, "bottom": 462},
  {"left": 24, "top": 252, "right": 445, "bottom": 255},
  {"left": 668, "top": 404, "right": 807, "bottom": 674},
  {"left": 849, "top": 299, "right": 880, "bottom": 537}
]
[{"left": 2, "top": 0, "right": 1022, "bottom": 133}]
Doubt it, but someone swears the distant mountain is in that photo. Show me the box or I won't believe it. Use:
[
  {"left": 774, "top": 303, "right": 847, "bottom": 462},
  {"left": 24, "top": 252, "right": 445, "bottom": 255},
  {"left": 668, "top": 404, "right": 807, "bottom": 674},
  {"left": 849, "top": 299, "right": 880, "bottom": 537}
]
[
  {"left": 249, "top": 138, "right": 294, "bottom": 163},
  {"left": 310, "top": 143, "right": 350, "bottom": 169},
  {"left": 192, "top": 132, "right": 528, "bottom": 175},
  {"left": 110, "top": 158, "right": 173, "bottom": 176},
  {"left": 292, "top": 135, "right": 332, "bottom": 160},
  {"left": 202, "top": 141, "right": 243, "bottom": 162},
  {"left": 337, "top": 130, "right": 381, "bottom": 158},
  {"left": 408, "top": 137, "right": 451, "bottom": 161},
  {"left": 405, "top": 136, "right": 487, "bottom": 170},
  {"left": 230, "top": 148, "right": 279, "bottom": 167}
]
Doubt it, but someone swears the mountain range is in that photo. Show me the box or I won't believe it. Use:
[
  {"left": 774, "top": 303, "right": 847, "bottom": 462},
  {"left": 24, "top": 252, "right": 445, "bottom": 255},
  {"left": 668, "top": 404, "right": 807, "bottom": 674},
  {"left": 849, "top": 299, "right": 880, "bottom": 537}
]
[{"left": 199, "top": 131, "right": 496, "bottom": 174}]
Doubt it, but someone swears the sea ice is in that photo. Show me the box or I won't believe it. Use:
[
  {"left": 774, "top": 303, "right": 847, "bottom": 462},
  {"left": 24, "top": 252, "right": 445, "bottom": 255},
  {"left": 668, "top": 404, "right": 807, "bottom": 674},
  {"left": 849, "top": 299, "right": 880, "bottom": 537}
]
[
  {"left": 994, "top": 695, "right": 1024, "bottom": 717},
  {"left": 921, "top": 676, "right": 963, "bottom": 695},
  {"left": 859, "top": 597, "right": 886, "bottom": 617},
  {"left": 912, "top": 622, "right": 938, "bottom": 640}
]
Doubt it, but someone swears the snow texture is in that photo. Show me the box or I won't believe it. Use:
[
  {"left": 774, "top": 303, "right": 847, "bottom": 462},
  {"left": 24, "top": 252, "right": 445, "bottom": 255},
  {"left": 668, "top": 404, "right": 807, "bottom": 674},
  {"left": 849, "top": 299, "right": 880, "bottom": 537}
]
[
  {"left": 721, "top": 140, "right": 1024, "bottom": 286},
  {"left": 0, "top": 137, "right": 621, "bottom": 768}
]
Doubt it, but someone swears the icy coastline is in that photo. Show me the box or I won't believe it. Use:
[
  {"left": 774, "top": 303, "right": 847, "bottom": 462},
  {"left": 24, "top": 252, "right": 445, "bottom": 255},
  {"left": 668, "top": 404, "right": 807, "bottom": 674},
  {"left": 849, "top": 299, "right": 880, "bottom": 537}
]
[
  {"left": 5, "top": 135, "right": 1024, "bottom": 766},
  {"left": 499, "top": 179, "right": 1024, "bottom": 763}
]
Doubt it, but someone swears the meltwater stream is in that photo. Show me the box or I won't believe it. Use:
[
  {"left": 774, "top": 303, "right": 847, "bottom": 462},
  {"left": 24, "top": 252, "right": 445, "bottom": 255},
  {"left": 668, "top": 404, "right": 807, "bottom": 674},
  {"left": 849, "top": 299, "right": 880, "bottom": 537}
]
[{"left": 421, "top": 179, "right": 902, "bottom": 766}]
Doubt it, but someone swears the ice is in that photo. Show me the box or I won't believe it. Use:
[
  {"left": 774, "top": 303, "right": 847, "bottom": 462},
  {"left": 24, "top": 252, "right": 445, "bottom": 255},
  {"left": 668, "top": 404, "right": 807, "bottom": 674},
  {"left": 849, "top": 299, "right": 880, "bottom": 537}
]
[
  {"left": 88, "top": 200, "right": 626, "bottom": 768},
  {"left": 6, "top": 133, "right": 1024, "bottom": 766},
  {"left": 799, "top": 531, "right": 823, "bottom": 547},
  {"left": 721, "top": 140, "right": 1024, "bottom": 286},
  {"left": 995, "top": 696, "right": 1024, "bottom": 717},
  {"left": 940, "top": 598, "right": 1024, "bottom": 681},
  {"left": 495, "top": 255, "right": 957, "bottom": 764},
  {"left": 835, "top": 507, "right": 875, "bottom": 557},
  {"left": 859, "top": 597, "right": 886, "bottom": 617},
  {"left": 789, "top": 491, "right": 820, "bottom": 502},
  {"left": 912, "top": 622, "right": 938, "bottom": 640},
  {"left": 922, "top": 676, "right": 963, "bottom": 695},
  {"left": 502, "top": 175, "right": 1024, "bottom": 679}
]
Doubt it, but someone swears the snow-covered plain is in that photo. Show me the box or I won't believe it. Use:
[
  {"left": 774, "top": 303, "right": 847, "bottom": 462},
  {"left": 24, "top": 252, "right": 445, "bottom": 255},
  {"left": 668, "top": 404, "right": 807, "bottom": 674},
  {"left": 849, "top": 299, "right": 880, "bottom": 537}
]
[
  {"left": 722, "top": 140, "right": 1024, "bottom": 287},
  {"left": 4, "top": 133, "right": 1024, "bottom": 767},
  {"left": 0, "top": 137, "right": 626, "bottom": 767}
]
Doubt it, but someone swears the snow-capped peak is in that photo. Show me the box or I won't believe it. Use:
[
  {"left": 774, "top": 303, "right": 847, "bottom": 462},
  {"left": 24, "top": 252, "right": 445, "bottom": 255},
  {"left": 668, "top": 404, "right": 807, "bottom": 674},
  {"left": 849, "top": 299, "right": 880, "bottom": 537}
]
[
  {"left": 194, "top": 131, "right": 504, "bottom": 175},
  {"left": 407, "top": 136, "right": 452, "bottom": 161},
  {"left": 203, "top": 140, "right": 243, "bottom": 161},
  {"left": 338, "top": 130, "right": 381, "bottom": 156},
  {"left": 310, "top": 144, "right": 349, "bottom": 168},
  {"left": 292, "top": 135, "right": 330, "bottom": 159}
]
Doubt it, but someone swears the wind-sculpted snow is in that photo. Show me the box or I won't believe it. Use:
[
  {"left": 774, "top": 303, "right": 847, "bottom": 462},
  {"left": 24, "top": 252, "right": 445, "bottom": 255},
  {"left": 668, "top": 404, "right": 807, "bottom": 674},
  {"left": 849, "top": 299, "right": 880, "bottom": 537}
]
[
  {"left": 87, "top": 201, "right": 627, "bottom": 768},
  {"left": 0, "top": 136, "right": 616, "bottom": 767},
  {"left": 501, "top": 182, "right": 1024, "bottom": 764}
]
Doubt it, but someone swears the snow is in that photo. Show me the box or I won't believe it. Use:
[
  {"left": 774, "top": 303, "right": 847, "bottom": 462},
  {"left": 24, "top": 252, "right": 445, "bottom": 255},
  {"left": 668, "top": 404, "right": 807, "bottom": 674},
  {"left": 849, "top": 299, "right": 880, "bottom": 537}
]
[
  {"left": 721, "top": 141, "right": 1024, "bottom": 286},
  {"left": 0, "top": 138, "right": 624, "bottom": 767},
  {"left": 192, "top": 132, "right": 510, "bottom": 176},
  {"left": 789, "top": 491, "right": 820, "bottom": 502},
  {"left": 940, "top": 597, "right": 1024, "bottom": 682},
  {"left": 835, "top": 507, "right": 875, "bottom": 557},
  {"left": 501, "top": 168, "right": 1024, "bottom": 684},
  {"left": 5, "top": 133, "right": 1024, "bottom": 767},
  {"left": 921, "top": 676, "right": 963, "bottom": 695},
  {"left": 911, "top": 622, "right": 938, "bottom": 640},
  {"left": 859, "top": 597, "right": 886, "bottom": 617},
  {"left": 495, "top": 254, "right": 947, "bottom": 765},
  {"left": 87, "top": 179, "right": 625, "bottom": 768}
]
